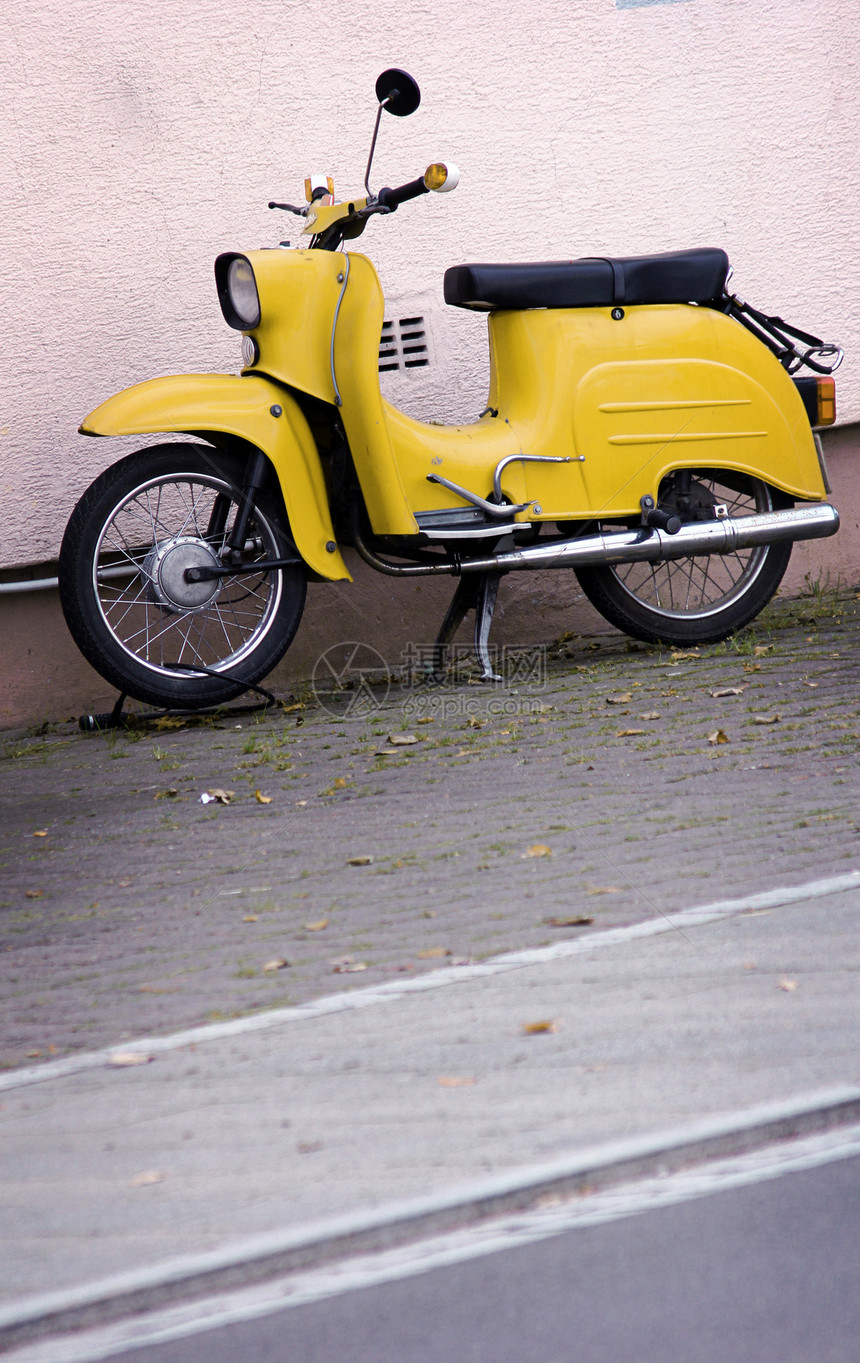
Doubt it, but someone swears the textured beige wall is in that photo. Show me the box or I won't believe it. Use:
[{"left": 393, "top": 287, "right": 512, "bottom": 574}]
[{"left": 1, "top": 0, "right": 858, "bottom": 574}]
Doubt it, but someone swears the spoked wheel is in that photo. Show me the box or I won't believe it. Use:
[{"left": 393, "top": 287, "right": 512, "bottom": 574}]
[
  {"left": 574, "top": 470, "right": 792, "bottom": 646},
  {"left": 59, "top": 444, "right": 307, "bottom": 709}
]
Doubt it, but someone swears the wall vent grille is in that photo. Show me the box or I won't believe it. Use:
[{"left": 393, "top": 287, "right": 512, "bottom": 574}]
[{"left": 379, "top": 315, "right": 431, "bottom": 372}]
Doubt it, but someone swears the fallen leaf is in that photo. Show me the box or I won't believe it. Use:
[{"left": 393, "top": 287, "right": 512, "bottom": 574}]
[
  {"left": 753, "top": 645, "right": 773, "bottom": 657},
  {"left": 263, "top": 957, "right": 290, "bottom": 972},
  {"left": 615, "top": 728, "right": 645, "bottom": 737},
  {"left": 347, "top": 855, "right": 374, "bottom": 866},
  {"left": 417, "top": 947, "right": 452, "bottom": 959},
  {"left": 297, "top": 1140, "right": 323, "bottom": 1154},
  {"left": 753, "top": 714, "right": 780, "bottom": 725},
  {"left": 586, "top": 885, "right": 623, "bottom": 895},
  {"left": 281, "top": 702, "right": 305, "bottom": 713},
  {"left": 118, "top": 879, "right": 132, "bottom": 887},
  {"left": 437, "top": 1075, "right": 476, "bottom": 1087},
  {"left": 333, "top": 958, "right": 368, "bottom": 973},
  {"left": 742, "top": 663, "right": 762, "bottom": 673},
  {"left": 108, "top": 1052, "right": 153, "bottom": 1067},
  {"left": 303, "top": 918, "right": 329, "bottom": 932},
  {"left": 522, "top": 1019, "right": 560, "bottom": 1035},
  {"left": 243, "top": 915, "right": 258, "bottom": 923},
  {"left": 640, "top": 712, "right": 661, "bottom": 721},
  {"left": 803, "top": 681, "right": 819, "bottom": 689},
  {"left": 388, "top": 733, "right": 419, "bottom": 746},
  {"left": 254, "top": 790, "right": 273, "bottom": 804},
  {"left": 543, "top": 915, "right": 594, "bottom": 927},
  {"left": 24, "top": 889, "right": 43, "bottom": 899},
  {"left": 708, "top": 729, "right": 729, "bottom": 745},
  {"left": 295, "top": 800, "right": 308, "bottom": 807},
  {"left": 129, "top": 1170, "right": 166, "bottom": 1187},
  {"left": 467, "top": 716, "right": 485, "bottom": 729},
  {"left": 200, "top": 788, "right": 234, "bottom": 805},
  {"left": 711, "top": 687, "right": 744, "bottom": 698},
  {"left": 606, "top": 694, "right": 632, "bottom": 705},
  {"left": 523, "top": 844, "right": 552, "bottom": 858},
  {"left": 417, "top": 716, "right": 435, "bottom": 725},
  {"left": 777, "top": 976, "right": 799, "bottom": 992},
  {"left": 332, "top": 777, "right": 349, "bottom": 789},
  {"left": 671, "top": 650, "right": 701, "bottom": 661},
  {"left": 32, "top": 829, "right": 48, "bottom": 838}
]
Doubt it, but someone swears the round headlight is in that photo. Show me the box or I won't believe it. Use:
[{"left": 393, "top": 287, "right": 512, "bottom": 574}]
[{"left": 227, "top": 258, "right": 261, "bottom": 328}]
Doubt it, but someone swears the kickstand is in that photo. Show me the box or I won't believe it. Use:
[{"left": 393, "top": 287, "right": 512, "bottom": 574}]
[
  {"left": 433, "top": 572, "right": 503, "bottom": 682},
  {"left": 79, "top": 691, "right": 128, "bottom": 732}
]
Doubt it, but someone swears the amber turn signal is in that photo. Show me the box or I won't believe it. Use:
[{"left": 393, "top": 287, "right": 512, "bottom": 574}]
[
  {"left": 817, "top": 377, "right": 836, "bottom": 426},
  {"left": 424, "top": 161, "right": 460, "bottom": 193}
]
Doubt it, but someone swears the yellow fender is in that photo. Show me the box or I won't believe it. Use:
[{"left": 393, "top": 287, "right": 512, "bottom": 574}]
[{"left": 79, "top": 373, "right": 350, "bottom": 581}]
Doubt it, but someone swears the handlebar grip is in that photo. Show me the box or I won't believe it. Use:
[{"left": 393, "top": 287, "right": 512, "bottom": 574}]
[{"left": 376, "top": 177, "right": 430, "bottom": 211}]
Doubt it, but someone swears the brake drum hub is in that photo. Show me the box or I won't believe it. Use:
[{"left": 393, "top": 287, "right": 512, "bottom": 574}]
[{"left": 143, "top": 536, "right": 222, "bottom": 612}]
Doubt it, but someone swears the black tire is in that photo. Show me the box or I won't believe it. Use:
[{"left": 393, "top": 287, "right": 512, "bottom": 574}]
[
  {"left": 59, "top": 444, "right": 307, "bottom": 709},
  {"left": 574, "top": 471, "right": 792, "bottom": 646}
]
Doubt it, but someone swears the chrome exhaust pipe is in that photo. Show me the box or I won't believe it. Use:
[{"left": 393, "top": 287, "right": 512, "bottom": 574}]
[{"left": 462, "top": 502, "right": 840, "bottom": 575}]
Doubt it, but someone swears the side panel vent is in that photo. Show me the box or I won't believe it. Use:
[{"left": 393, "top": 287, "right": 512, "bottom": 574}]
[{"left": 379, "top": 315, "right": 432, "bottom": 373}]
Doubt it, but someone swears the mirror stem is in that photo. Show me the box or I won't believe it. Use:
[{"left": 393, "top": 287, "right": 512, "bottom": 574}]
[{"left": 364, "top": 95, "right": 394, "bottom": 195}]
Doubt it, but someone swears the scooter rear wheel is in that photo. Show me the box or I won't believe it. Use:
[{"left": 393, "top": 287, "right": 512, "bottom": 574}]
[
  {"left": 574, "top": 472, "right": 792, "bottom": 646},
  {"left": 59, "top": 444, "right": 306, "bottom": 710}
]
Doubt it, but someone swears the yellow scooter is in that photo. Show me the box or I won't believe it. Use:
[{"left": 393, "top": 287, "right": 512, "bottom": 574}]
[{"left": 60, "top": 69, "right": 842, "bottom": 710}]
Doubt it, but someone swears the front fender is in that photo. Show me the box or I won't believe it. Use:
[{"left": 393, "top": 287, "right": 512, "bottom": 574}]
[{"left": 80, "top": 373, "right": 350, "bottom": 581}]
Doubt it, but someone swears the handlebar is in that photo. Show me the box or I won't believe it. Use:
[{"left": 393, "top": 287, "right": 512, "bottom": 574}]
[{"left": 375, "top": 176, "right": 430, "bottom": 212}]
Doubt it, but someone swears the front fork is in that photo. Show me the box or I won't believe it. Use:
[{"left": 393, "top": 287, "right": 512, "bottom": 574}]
[{"left": 222, "top": 448, "right": 268, "bottom": 560}]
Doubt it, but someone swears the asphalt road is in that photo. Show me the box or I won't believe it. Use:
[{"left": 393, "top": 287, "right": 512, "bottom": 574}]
[{"left": 95, "top": 1150, "right": 860, "bottom": 1363}]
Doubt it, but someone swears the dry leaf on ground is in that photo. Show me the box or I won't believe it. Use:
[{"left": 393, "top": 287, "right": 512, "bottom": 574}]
[
  {"left": 523, "top": 844, "right": 552, "bottom": 858},
  {"left": 263, "top": 957, "right": 290, "bottom": 972},
  {"left": 417, "top": 947, "right": 452, "bottom": 959},
  {"left": 129, "top": 1170, "right": 166, "bottom": 1187},
  {"left": 24, "top": 889, "right": 43, "bottom": 899},
  {"left": 200, "top": 789, "right": 234, "bottom": 805},
  {"left": 347, "top": 855, "right": 374, "bottom": 866},
  {"left": 711, "top": 687, "right": 744, "bottom": 698},
  {"left": 522, "top": 1019, "right": 560, "bottom": 1035},
  {"left": 606, "top": 694, "right": 632, "bottom": 705},
  {"left": 333, "top": 957, "right": 368, "bottom": 973},
  {"left": 108, "top": 1052, "right": 153, "bottom": 1067},
  {"left": 254, "top": 790, "right": 273, "bottom": 804},
  {"left": 640, "top": 712, "right": 661, "bottom": 721},
  {"left": 754, "top": 645, "right": 773, "bottom": 657},
  {"left": 32, "top": 829, "right": 48, "bottom": 838},
  {"left": 437, "top": 1075, "right": 476, "bottom": 1087},
  {"left": 303, "top": 919, "right": 329, "bottom": 932},
  {"left": 778, "top": 976, "right": 799, "bottom": 992},
  {"left": 388, "top": 733, "right": 419, "bottom": 746},
  {"left": 616, "top": 728, "right": 645, "bottom": 737},
  {"left": 708, "top": 729, "right": 729, "bottom": 745},
  {"left": 543, "top": 915, "right": 594, "bottom": 927},
  {"left": 753, "top": 714, "right": 780, "bottom": 725},
  {"left": 671, "top": 650, "right": 701, "bottom": 661},
  {"left": 586, "top": 885, "right": 623, "bottom": 895}
]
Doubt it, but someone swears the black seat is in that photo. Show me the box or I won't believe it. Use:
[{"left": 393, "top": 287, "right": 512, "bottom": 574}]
[{"left": 443, "top": 248, "right": 730, "bottom": 312}]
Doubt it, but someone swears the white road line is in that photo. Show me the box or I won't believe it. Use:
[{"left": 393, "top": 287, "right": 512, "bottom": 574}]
[
  {"left": 7, "top": 1123, "right": 860, "bottom": 1363},
  {"left": 3, "top": 868, "right": 859, "bottom": 1094}
]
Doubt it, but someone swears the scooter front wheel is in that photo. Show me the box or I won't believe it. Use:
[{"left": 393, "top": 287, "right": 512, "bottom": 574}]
[
  {"left": 59, "top": 444, "right": 307, "bottom": 710},
  {"left": 574, "top": 472, "right": 792, "bottom": 646}
]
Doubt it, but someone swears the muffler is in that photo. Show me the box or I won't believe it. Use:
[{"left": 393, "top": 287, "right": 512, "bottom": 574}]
[{"left": 462, "top": 502, "right": 840, "bottom": 575}]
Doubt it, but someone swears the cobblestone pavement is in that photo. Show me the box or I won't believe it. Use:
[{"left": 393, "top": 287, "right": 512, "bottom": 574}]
[{"left": 2, "top": 592, "right": 859, "bottom": 1070}]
